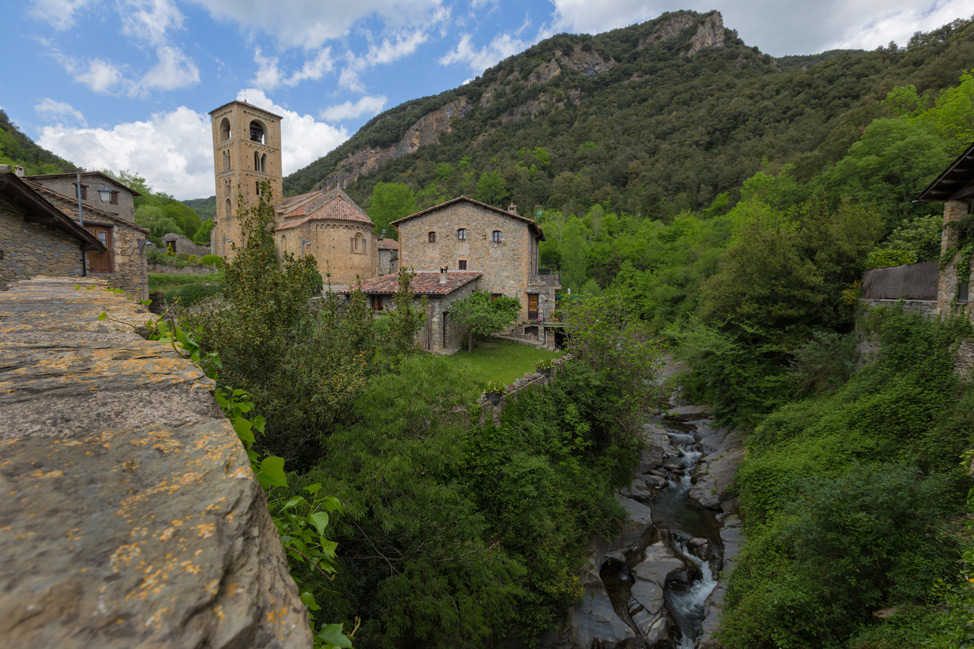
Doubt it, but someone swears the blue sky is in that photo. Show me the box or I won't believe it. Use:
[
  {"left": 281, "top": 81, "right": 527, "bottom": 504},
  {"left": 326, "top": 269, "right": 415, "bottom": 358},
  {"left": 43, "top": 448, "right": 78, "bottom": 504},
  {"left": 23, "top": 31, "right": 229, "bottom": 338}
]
[{"left": 2, "top": 0, "right": 971, "bottom": 199}]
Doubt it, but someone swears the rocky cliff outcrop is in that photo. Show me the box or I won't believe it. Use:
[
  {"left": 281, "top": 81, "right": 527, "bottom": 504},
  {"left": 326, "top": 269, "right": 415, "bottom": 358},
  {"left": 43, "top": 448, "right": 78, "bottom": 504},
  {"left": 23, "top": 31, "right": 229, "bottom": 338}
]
[
  {"left": 0, "top": 277, "right": 311, "bottom": 649},
  {"left": 639, "top": 10, "right": 726, "bottom": 56},
  {"left": 323, "top": 98, "right": 470, "bottom": 190}
]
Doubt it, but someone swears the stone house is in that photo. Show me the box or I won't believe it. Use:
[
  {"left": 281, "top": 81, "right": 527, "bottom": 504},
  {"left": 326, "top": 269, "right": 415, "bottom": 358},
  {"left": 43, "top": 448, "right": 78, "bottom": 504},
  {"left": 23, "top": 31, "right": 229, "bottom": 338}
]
[
  {"left": 275, "top": 188, "right": 378, "bottom": 287},
  {"left": 24, "top": 170, "right": 139, "bottom": 223},
  {"left": 161, "top": 233, "right": 210, "bottom": 258},
  {"left": 390, "top": 196, "right": 560, "bottom": 338},
  {"left": 347, "top": 268, "right": 483, "bottom": 352},
  {"left": 916, "top": 139, "right": 974, "bottom": 317},
  {"left": 0, "top": 165, "right": 106, "bottom": 289},
  {"left": 25, "top": 177, "right": 150, "bottom": 298},
  {"left": 377, "top": 238, "right": 400, "bottom": 275}
]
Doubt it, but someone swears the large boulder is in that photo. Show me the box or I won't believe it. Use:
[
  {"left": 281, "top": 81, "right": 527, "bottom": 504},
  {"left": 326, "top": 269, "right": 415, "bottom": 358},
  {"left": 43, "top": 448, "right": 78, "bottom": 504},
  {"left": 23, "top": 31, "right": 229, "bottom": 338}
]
[
  {"left": 566, "top": 569, "right": 635, "bottom": 649},
  {"left": 0, "top": 278, "right": 311, "bottom": 649}
]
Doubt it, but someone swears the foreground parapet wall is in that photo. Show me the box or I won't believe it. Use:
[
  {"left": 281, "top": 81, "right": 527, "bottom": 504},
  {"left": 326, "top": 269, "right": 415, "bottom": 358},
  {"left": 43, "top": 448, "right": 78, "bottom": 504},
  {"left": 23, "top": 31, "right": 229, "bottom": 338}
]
[{"left": 0, "top": 277, "right": 311, "bottom": 649}]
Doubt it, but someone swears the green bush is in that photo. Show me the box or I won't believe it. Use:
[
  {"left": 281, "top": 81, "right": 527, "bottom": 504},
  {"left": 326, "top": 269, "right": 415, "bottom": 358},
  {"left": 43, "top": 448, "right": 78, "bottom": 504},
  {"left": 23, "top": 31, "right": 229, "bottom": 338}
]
[
  {"left": 177, "top": 283, "right": 223, "bottom": 305},
  {"left": 866, "top": 248, "right": 917, "bottom": 269},
  {"left": 720, "top": 310, "right": 974, "bottom": 648},
  {"left": 201, "top": 254, "right": 222, "bottom": 267}
]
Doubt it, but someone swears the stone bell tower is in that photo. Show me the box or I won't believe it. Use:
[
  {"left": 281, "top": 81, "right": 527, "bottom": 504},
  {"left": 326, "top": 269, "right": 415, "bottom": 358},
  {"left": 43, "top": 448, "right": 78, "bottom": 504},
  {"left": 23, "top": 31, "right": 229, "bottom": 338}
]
[{"left": 209, "top": 100, "right": 283, "bottom": 259}]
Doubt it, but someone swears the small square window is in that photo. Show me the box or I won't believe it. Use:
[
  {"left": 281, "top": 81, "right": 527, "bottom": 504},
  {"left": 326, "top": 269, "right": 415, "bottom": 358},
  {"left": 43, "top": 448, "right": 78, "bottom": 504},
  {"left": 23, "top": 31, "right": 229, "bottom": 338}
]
[
  {"left": 74, "top": 184, "right": 87, "bottom": 200},
  {"left": 428, "top": 231, "right": 437, "bottom": 243},
  {"left": 110, "top": 191, "right": 119, "bottom": 205},
  {"left": 458, "top": 260, "right": 467, "bottom": 270},
  {"left": 370, "top": 295, "right": 384, "bottom": 311},
  {"left": 492, "top": 230, "right": 502, "bottom": 243},
  {"left": 457, "top": 228, "right": 466, "bottom": 241}
]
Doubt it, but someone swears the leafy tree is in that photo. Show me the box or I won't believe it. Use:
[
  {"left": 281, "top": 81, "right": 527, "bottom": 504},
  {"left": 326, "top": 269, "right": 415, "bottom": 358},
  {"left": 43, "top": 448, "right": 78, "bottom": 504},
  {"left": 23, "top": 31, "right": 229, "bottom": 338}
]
[
  {"left": 385, "top": 267, "right": 428, "bottom": 355},
  {"left": 476, "top": 171, "right": 508, "bottom": 207},
  {"left": 367, "top": 182, "right": 417, "bottom": 239},
  {"left": 449, "top": 290, "right": 520, "bottom": 352},
  {"left": 193, "top": 219, "right": 215, "bottom": 246},
  {"left": 560, "top": 217, "right": 589, "bottom": 293}
]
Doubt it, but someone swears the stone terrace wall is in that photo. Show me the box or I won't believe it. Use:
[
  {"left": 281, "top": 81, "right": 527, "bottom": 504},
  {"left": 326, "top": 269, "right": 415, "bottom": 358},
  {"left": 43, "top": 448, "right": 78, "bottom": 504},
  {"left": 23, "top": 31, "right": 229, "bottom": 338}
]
[
  {"left": 0, "top": 277, "right": 311, "bottom": 649},
  {"left": 0, "top": 194, "right": 87, "bottom": 289},
  {"left": 479, "top": 354, "right": 572, "bottom": 420}
]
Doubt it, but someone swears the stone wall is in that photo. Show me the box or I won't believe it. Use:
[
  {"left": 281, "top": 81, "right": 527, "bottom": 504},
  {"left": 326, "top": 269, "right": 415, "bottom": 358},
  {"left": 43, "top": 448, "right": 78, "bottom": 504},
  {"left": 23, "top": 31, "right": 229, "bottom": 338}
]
[
  {"left": 0, "top": 277, "right": 311, "bottom": 649},
  {"left": 479, "top": 354, "right": 573, "bottom": 419},
  {"left": 0, "top": 193, "right": 87, "bottom": 289},
  {"left": 104, "top": 218, "right": 150, "bottom": 299},
  {"left": 277, "top": 220, "right": 377, "bottom": 286},
  {"left": 398, "top": 201, "right": 556, "bottom": 321}
]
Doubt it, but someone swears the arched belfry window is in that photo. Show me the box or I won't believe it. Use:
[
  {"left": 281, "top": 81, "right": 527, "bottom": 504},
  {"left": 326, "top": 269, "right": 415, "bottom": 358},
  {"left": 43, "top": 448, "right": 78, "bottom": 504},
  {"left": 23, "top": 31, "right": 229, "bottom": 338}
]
[
  {"left": 220, "top": 118, "right": 231, "bottom": 141},
  {"left": 254, "top": 152, "right": 266, "bottom": 173},
  {"left": 222, "top": 150, "right": 230, "bottom": 171},
  {"left": 225, "top": 198, "right": 232, "bottom": 218},
  {"left": 249, "top": 120, "right": 265, "bottom": 144}
]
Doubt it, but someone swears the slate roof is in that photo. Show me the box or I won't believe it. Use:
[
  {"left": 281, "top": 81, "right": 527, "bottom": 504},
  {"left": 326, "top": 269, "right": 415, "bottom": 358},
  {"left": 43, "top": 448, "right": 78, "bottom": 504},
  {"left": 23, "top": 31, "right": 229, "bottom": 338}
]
[
  {"left": 376, "top": 238, "right": 399, "bottom": 250},
  {"left": 0, "top": 170, "right": 106, "bottom": 251},
  {"left": 343, "top": 271, "right": 482, "bottom": 296},
  {"left": 917, "top": 139, "right": 974, "bottom": 203},
  {"left": 389, "top": 195, "right": 545, "bottom": 240},
  {"left": 23, "top": 171, "right": 142, "bottom": 197},
  {"left": 26, "top": 181, "right": 150, "bottom": 234},
  {"left": 276, "top": 187, "right": 373, "bottom": 231}
]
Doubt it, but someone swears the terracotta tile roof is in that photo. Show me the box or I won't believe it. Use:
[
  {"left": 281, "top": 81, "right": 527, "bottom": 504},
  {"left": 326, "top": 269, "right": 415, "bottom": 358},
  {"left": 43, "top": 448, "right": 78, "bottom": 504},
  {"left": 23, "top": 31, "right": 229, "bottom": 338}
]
[
  {"left": 376, "top": 238, "right": 399, "bottom": 250},
  {"left": 389, "top": 195, "right": 544, "bottom": 240},
  {"left": 276, "top": 187, "right": 373, "bottom": 231},
  {"left": 342, "top": 271, "right": 482, "bottom": 296}
]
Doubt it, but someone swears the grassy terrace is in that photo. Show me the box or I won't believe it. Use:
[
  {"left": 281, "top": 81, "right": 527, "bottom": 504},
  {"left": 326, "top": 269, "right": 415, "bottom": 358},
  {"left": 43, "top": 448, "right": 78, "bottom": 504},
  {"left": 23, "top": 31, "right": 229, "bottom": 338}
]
[{"left": 441, "top": 339, "right": 563, "bottom": 389}]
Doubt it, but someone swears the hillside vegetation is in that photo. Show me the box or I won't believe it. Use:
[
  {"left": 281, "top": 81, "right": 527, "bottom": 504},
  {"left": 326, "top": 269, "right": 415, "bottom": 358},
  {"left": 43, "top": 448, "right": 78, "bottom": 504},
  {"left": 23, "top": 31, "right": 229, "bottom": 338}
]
[
  {"left": 0, "top": 110, "right": 78, "bottom": 175},
  {"left": 285, "top": 11, "right": 974, "bottom": 223}
]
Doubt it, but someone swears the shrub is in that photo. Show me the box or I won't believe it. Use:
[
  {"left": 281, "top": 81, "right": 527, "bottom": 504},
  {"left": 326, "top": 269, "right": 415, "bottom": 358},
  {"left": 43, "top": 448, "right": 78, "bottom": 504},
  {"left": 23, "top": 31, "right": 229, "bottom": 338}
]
[
  {"left": 201, "top": 254, "right": 222, "bottom": 268},
  {"left": 177, "top": 283, "right": 223, "bottom": 305}
]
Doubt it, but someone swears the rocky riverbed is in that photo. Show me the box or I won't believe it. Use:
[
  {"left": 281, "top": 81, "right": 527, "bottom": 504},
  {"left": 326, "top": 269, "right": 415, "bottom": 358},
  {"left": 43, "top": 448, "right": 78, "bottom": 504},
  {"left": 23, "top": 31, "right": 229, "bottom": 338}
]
[{"left": 542, "top": 404, "right": 744, "bottom": 649}]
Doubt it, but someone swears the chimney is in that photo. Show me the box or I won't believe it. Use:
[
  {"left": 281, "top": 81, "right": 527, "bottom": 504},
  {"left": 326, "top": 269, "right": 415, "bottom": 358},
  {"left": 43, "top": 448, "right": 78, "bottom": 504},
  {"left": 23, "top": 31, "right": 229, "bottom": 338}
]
[
  {"left": 507, "top": 203, "right": 518, "bottom": 216},
  {"left": 13, "top": 165, "right": 25, "bottom": 177},
  {"left": 0, "top": 164, "right": 10, "bottom": 174},
  {"left": 439, "top": 265, "right": 448, "bottom": 284}
]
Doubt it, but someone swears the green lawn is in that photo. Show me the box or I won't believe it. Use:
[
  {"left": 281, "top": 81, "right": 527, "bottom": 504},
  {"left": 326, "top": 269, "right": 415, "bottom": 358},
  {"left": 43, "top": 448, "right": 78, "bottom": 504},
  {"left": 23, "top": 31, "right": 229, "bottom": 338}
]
[{"left": 442, "top": 339, "right": 563, "bottom": 390}]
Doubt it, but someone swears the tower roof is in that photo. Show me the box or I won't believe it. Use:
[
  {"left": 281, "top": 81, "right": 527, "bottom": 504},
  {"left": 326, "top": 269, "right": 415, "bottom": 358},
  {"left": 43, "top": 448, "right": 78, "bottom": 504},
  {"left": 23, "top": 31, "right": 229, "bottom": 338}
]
[
  {"left": 209, "top": 100, "right": 283, "bottom": 121},
  {"left": 275, "top": 188, "right": 374, "bottom": 230}
]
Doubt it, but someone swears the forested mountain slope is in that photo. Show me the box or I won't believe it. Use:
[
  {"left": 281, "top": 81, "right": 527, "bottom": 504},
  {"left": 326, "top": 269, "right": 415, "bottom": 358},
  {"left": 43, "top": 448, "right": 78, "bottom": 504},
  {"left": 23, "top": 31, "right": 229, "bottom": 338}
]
[
  {"left": 0, "top": 111, "right": 78, "bottom": 175},
  {"left": 284, "top": 11, "right": 974, "bottom": 219}
]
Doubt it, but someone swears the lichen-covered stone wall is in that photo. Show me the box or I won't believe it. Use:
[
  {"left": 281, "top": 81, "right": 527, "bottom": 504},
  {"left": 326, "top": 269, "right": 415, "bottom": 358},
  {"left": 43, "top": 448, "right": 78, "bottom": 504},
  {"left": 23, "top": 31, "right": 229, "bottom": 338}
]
[
  {"left": 0, "top": 277, "right": 311, "bottom": 649},
  {"left": 0, "top": 194, "right": 87, "bottom": 289}
]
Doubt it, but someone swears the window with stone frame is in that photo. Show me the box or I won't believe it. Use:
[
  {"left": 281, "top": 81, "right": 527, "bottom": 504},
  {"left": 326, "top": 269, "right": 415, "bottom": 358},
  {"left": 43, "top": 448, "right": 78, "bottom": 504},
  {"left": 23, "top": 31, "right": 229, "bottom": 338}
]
[
  {"left": 74, "top": 183, "right": 87, "bottom": 200},
  {"left": 457, "top": 228, "right": 466, "bottom": 241},
  {"left": 351, "top": 232, "right": 366, "bottom": 254},
  {"left": 492, "top": 230, "right": 502, "bottom": 243},
  {"left": 428, "top": 231, "right": 437, "bottom": 243},
  {"left": 370, "top": 295, "right": 384, "bottom": 311},
  {"left": 458, "top": 259, "right": 467, "bottom": 270}
]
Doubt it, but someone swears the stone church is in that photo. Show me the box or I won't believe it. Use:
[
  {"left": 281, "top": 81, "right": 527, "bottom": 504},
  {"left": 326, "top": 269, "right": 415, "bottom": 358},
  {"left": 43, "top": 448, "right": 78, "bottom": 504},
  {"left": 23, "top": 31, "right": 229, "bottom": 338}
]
[{"left": 208, "top": 100, "right": 379, "bottom": 286}]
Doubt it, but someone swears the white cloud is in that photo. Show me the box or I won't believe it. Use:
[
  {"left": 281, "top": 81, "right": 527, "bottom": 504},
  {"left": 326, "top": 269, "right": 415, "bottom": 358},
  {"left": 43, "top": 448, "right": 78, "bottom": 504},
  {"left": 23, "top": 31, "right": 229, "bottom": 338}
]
[
  {"left": 75, "top": 58, "right": 125, "bottom": 93},
  {"left": 320, "top": 95, "right": 388, "bottom": 121},
  {"left": 119, "top": 0, "right": 185, "bottom": 46},
  {"left": 27, "top": 0, "right": 97, "bottom": 30},
  {"left": 339, "top": 29, "right": 429, "bottom": 91},
  {"left": 439, "top": 32, "right": 528, "bottom": 73},
  {"left": 35, "top": 98, "right": 87, "bottom": 126},
  {"left": 546, "top": 0, "right": 974, "bottom": 56},
  {"left": 38, "top": 92, "right": 348, "bottom": 199},
  {"left": 251, "top": 47, "right": 334, "bottom": 90},
  {"left": 190, "top": 0, "right": 443, "bottom": 49},
  {"left": 139, "top": 45, "right": 200, "bottom": 91}
]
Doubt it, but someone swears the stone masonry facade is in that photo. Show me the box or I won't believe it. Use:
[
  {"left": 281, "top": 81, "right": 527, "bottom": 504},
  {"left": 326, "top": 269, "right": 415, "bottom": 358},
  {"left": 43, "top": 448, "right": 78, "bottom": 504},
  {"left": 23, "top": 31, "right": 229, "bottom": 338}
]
[
  {"left": 395, "top": 199, "right": 557, "bottom": 322},
  {"left": 937, "top": 199, "right": 973, "bottom": 317},
  {"left": 33, "top": 184, "right": 150, "bottom": 299},
  {"left": 278, "top": 220, "right": 377, "bottom": 287},
  {"left": 0, "top": 193, "right": 88, "bottom": 288}
]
